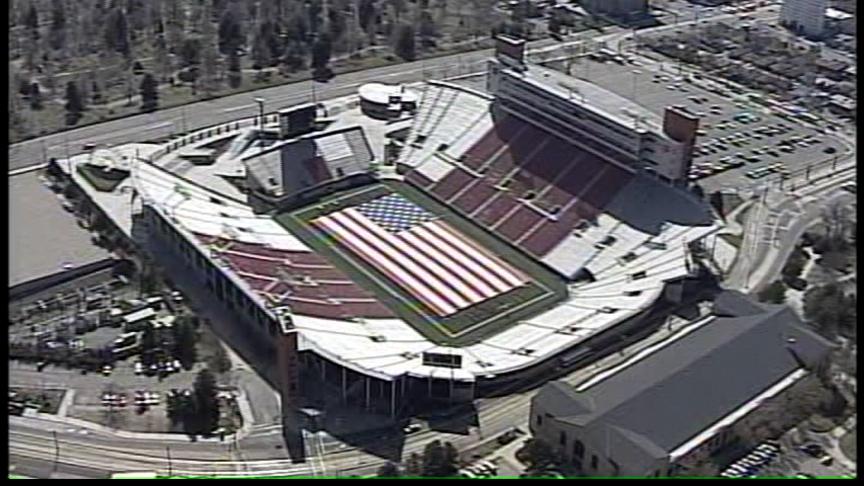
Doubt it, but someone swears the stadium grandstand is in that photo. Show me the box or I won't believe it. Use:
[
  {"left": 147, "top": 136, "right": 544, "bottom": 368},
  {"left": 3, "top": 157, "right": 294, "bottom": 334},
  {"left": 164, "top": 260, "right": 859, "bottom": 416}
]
[{"left": 47, "top": 35, "right": 722, "bottom": 425}]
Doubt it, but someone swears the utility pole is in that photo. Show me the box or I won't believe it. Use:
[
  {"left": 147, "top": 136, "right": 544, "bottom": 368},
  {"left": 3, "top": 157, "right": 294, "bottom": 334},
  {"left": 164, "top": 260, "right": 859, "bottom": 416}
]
[
  {"left": 166, "top": 445, "right": 173, "bottom": 477},
  {"left": 53, "top": 431, "right": 60, "bottom": 463}
]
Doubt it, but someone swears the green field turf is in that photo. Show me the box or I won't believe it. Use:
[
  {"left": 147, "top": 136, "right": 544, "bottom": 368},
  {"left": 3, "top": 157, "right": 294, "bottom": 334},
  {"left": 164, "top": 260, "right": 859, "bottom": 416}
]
[{"left": 275, "top": 181, "right": 567, "bottom": 347}]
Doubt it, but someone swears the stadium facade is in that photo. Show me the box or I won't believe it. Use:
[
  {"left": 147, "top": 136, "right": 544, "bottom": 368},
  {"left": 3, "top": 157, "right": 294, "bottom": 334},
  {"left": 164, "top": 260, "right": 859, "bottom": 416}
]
[{"left": 48, "top": 37, "right": 721, "bottom": 431}]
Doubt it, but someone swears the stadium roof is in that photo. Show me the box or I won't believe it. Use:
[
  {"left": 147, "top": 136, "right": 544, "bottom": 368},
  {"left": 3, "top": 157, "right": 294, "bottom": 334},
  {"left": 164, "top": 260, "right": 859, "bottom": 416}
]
[
  {"left": 61, "top": 84, "right": 721, "bottom": 382},
  {"left": 244, "top": 126, "right": 375, "bottom": 198},
  {"left": 535, "top": 292, "right": 832, "bottom": 465},
  {"left": 518, "top": 63, "right": 666, "bottom": 135}
]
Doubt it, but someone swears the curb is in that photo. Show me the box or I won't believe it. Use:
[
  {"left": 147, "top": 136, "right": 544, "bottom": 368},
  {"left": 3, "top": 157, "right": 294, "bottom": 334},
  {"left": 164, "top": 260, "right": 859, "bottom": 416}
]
[{"left": 9, "top": 163, "right": 47, "bottom": 177}]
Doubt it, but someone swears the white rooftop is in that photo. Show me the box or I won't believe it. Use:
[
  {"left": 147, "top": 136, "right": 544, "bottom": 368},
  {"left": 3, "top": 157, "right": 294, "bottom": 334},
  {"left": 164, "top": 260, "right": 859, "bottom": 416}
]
[{"left": 517, "top": 63, "right": 666, "bottom": 135}]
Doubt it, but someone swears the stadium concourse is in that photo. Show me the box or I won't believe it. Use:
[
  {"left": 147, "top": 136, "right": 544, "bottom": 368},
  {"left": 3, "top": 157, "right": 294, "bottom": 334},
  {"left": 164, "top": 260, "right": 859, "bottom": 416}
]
[{"left": 47, "top": 49, "right": 721, "bottom": 413}]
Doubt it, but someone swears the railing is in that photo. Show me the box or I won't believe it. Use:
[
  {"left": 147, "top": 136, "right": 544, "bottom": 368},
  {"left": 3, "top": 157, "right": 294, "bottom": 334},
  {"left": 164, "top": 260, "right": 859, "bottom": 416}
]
[{"left": 148, "top": 112, "right": 283, "bottom": 163}]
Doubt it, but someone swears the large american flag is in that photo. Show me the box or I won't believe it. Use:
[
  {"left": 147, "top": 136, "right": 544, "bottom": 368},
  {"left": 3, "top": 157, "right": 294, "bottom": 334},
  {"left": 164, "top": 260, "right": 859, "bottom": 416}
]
[{"left": 313, "top": 194, "right": 527, "bottom": 316}]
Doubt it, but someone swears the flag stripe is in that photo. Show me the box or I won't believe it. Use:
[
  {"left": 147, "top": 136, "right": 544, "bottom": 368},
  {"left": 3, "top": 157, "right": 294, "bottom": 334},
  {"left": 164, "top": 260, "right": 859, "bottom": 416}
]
[
  {"left": 414, "top": 222, "right": 525, "bottom": 289},
  {"left": 331, "top": 210, "right": 470, "bottom": 309},
  {"left": 314, "top": 204, "right": 527, "bottom": 317},
  {"left": 315, "top": 216, "right": 456, "bottom": 315},
  {"left": 433, "top": 222, "right": 526, "bottom": 287},
  {"left": 398, "top": 230, "right": 500, "bottom": 299},
  {"left": 407, "top": 225, "right": 512, "bottom": 294},
  {"left": 341, "top": 209, "right": 486, "bottom": 305}
]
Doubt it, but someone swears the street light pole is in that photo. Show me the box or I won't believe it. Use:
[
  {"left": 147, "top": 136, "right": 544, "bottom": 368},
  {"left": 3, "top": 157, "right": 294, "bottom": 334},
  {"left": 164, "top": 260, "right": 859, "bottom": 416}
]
[
  {"left": 254, "top": 97, "right": 265, "bottom": 127},
  {"left": 53, "top": 430, "right": 60, "bottom": 463},
  {"left": 166, "top": 445, "right": 173, "bottom": 477}
]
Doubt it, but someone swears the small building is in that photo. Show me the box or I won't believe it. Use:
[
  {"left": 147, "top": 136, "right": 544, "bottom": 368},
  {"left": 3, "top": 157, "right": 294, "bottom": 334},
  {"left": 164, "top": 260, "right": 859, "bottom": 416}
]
[
  {"left": 825, "top": 7, "right": 855, "bottom": 35},
  {"left": 358, "top": 83, "right": 419, "bottom": 120},
  {"left": 581, "top": 0, "right": 648, "bottom": 20},
  {"left": 529, "top": 291, "right": 833, "bottom": 477},
  {"left": 828, "top": 94, "right": 855, "bottom": 118},
  {"left": 780, "top": 0, "right": 828, "bottom": 38}
]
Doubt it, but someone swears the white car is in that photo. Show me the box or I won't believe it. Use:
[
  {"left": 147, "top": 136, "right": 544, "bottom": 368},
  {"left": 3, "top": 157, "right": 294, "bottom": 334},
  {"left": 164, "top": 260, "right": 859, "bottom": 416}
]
[
  {"left": 403, "top": 423, "right": 422, "bottom": 434},
  {"left": 134, "top": 362, "right": 144, "bottom": 375}
]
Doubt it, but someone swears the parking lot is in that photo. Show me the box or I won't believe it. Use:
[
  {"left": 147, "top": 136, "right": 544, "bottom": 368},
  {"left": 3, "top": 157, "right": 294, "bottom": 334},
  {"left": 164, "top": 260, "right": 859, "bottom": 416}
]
[{"left": 555, "top": 54, "right": 847, "bottom": 193}]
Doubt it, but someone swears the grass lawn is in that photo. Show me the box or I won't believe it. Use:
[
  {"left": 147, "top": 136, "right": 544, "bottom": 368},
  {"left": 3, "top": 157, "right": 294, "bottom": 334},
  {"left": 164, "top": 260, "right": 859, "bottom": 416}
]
[{"left": 277, "top": 181, "right": 567, "bottom": 346}]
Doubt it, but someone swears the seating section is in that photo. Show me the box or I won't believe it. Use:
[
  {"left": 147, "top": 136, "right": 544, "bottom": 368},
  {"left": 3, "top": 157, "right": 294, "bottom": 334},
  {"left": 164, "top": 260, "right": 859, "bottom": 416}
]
[
  {"left": 408, "top": 110, "right": 636, "bottom": 261},
  {"left": 194, "top": 235, "right": 393, "bottom": 319}
]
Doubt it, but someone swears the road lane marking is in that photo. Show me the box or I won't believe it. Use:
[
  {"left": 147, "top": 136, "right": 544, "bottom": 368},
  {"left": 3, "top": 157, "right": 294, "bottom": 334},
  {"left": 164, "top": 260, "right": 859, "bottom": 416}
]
[{"left": 223, "top": 104, "right": 257, "bottom": 113}]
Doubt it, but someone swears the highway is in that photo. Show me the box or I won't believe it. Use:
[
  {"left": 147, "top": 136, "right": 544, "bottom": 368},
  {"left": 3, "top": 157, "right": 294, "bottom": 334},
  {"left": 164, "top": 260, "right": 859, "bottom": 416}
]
[{"left": 7, "top": 4, "right": 759, "bottom": 175}]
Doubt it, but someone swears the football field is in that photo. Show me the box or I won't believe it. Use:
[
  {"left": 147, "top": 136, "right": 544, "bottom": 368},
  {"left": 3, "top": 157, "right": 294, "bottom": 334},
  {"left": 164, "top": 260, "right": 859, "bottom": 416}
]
[{"left": 276, "top": 180, "right": 567, "bottom": 346}]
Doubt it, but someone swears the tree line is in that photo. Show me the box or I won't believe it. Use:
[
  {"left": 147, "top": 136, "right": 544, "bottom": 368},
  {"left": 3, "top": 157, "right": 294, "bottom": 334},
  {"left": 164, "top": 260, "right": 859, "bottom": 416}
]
[{"left": 10, "top": 0, "right": 505, "bottom": 135}]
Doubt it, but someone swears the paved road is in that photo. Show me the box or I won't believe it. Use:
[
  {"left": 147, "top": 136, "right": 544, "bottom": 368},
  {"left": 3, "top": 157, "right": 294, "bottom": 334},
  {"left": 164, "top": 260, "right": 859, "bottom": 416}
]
[
  {"left": 725, "top": 165, "right": 857, "bottom": 292},
  {"left": 10, "top": 294, "right": 712, "bottom": 478},
  {"left": 7, "top": 4, "right": 761, "bottom": 174}
]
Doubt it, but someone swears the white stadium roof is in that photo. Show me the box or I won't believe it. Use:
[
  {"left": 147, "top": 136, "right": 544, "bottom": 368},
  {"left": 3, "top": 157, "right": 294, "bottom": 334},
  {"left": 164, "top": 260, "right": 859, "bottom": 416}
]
[{"left": 66, "top": 85, "right": 720, "bottom": 383}]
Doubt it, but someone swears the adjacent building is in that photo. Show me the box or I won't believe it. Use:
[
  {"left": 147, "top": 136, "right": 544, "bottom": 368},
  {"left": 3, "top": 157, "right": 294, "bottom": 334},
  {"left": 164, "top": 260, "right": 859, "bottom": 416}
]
[
  {"left": 780, "top": 0, "right": 828, "bottom": 38},
  {"left": 581, "top": 0, "right": 649, "bottom": 20},
  {"left": 529, "top": 291, "right": 833, "bottom": 477},
  {"left": 487, "top": 36, "right": 699, "bottom": 183}
]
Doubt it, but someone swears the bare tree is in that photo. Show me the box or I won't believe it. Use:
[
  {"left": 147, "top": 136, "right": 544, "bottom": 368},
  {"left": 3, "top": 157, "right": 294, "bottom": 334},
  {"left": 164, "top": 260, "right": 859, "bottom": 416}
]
[{"left": 821, "top": 200, "right": 853, "bottom": 250}]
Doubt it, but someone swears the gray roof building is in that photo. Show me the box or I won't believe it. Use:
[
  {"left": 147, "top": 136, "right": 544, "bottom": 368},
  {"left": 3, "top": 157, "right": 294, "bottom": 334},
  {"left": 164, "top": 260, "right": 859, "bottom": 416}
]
[{"left": 531, "top": 291, "right": 833, "bottom": 475}]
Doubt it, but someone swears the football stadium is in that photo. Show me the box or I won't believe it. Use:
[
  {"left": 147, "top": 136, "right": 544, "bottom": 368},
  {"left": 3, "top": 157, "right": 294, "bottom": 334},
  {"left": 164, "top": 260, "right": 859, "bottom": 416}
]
[{"left": 51, "top": 36, "right": 721, "bottom": 418}]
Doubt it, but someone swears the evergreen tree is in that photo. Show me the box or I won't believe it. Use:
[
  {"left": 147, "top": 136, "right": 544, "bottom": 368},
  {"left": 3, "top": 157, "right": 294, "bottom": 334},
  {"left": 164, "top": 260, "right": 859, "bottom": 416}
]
[
  {"left": 29, "top": 82, "right": 43, "bottom": 110},
  {"left": 49, "top": 0, "right": 67, "bottom": 51},
  {"left": 251, "top": 31, "right": 271, "bottom": 70},
  {"left": 105, "top": 8, "right": 131, "bottom": 57},
  {"left": 377, "top": 461, "right": 401, "bottom": 477},
  {"left": 281, "top": 40, "right": 307, "bottom": 73},
  {"left": 139, "top": 73, "right": 159, "bottom": 112},
  {"left": 218, "top": 9, "right": 244, "bottom": 55},
  {"left": 421, "top": 440, "right": 459, "bottom": 477},
  {"left": 758, "top": 281, "right": 787, "bottom": 305},
  {"left": 172, "top": 315, "right": 198, "bottom": 370},
  {"left": 179, "top": 37, "right": 202, "bottom": 67},
  {"left": 311, "top": 32, "right": 332, "bottom": 71},
  {"left": 64, "top": 81, "right": 85, "bottom": 124},
  {"left": 394, "top": 24, "right": 416, "bottom": 61},
  {"left": 418, "top": 10, "right": 436, "bottom": 45},
  {"left": 25, "top": 4, "right": 39, "bottom": 41},
  {"left": 192, "top": 368, "right": 220, "bottom": 435},
  {"left": 227, "top": 50, "right": 242, "bottom": 88},
  {"left": 358, "top": 0, "right": 377, "bottom": 34},
  {"left": 91, "top": 79, "right": 102, "bottom": 104}
]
